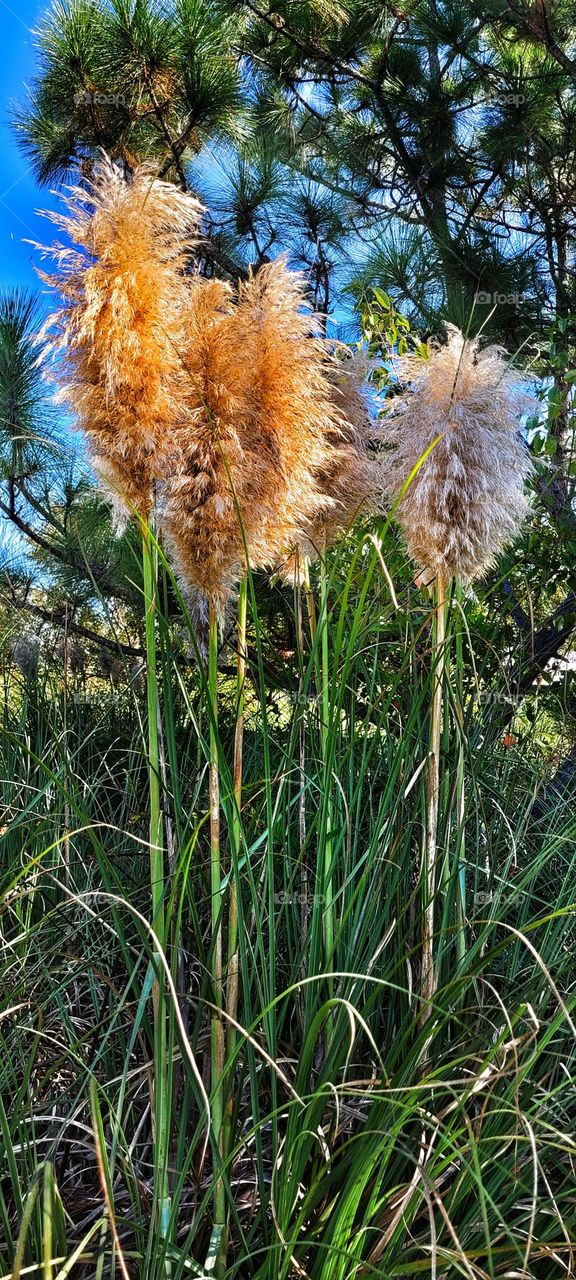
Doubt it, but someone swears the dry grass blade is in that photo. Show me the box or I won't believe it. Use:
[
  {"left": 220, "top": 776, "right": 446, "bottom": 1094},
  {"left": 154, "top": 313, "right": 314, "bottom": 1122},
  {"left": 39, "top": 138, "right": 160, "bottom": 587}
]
[{"left": 90, "top": 1081, "right": 131, "bottom": 1280}]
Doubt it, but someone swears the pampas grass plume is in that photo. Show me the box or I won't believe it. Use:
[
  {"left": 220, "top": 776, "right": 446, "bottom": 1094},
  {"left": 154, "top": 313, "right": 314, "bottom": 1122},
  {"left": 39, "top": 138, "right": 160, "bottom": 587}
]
[
  {"left": 36, "top": 163, "right": 382, "bottom": 614},
  {"left": 35, "top": 158, "right": 202, "bottom": 516},
  {"left": 300, "top": 353, "right": 381, "bottom": 559},
  {"left": 11, "top": 634, "right": 39, "bottom": 680},
  {"left": 164, "top": 258, "right": 358, "bottom": 611},
  {"left": 385, "top": 326, "right": 533, "bottom": 585}
]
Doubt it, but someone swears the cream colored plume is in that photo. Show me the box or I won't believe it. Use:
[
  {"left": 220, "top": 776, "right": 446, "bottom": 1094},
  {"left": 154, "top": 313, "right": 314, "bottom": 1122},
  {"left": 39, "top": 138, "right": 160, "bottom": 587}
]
[{"left": 384, "top": 326, "right": 533, "bottom": 585}]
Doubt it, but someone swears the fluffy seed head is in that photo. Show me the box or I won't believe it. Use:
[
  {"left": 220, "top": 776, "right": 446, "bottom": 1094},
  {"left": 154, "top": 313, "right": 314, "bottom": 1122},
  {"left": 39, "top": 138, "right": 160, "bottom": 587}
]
[
  {"left": 35, "top": 157, "right": 202, "bottom": 515},
  {"left": 11, "top": 634, "right": 39, "bottom": 680},
  {"left": 54, "top": 635, "right": 86, "bottom": 675},
  {"left": 98, "top": 648, "right": 124, "bottom": 685},
  {"left": 36, "top": 163, "right": 381, "bottom": 614},
  {"left": 282, "top": 353, "right": 383, "bottom": 581},
  {"left": 303, "top": 354, "right": 382, "bottom": 556},
  {"left": 163, "top": 258, "right": 350, "bottom": 612},
  {"left": 384, "top": 326, "right": 533, "bottom": 584}
]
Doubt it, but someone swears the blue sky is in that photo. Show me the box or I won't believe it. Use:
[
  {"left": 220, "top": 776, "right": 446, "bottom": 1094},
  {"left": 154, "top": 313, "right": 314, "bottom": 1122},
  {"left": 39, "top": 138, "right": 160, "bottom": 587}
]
[
  {"left": 0, "top": 1, "right": 57, "bottom": 296},
  {"left": 0, "top": 0, "right": 86, "bottom": 554}
]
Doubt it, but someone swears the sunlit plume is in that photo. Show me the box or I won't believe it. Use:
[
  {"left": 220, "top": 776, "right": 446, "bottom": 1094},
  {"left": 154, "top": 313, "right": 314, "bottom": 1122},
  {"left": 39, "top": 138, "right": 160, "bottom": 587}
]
[{"left": 384, "top": 326, "right": 533, "bottom": 586}]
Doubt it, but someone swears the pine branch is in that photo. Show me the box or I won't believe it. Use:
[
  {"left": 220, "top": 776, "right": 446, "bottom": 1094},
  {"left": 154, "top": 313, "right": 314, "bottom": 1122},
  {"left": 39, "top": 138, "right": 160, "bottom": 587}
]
[
  {"left": 504, "top": 0, "right": 576, "bottom": 79},
  {"left": 18, "top": 599, "right": 145, "bottom": 659},
  {"left": 491, "top": 592, "right": 576, "bottom": 729},
  {"left": 0, "top": 488, "right": 135, "bottom": 607},
  {"left": 140, "top": 66, "right": 188, "bottom": 190}
]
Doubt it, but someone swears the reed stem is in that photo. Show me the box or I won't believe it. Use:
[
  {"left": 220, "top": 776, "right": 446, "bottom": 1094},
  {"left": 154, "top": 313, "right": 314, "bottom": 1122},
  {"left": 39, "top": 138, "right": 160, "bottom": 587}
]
[
  {"left": 421, "top": 572, "right": 447, "bottom": 1023},
  {"left": 141, "top": 517, "right": 170, "bottom": 1269},
  {"left": 143, "top": 520, "right": 164, "bottom": 935},
  {"left": 208, "top": 601, "right": 227, "bottom": 1276},
  {"left": 454, "top": 581, "right": 467, "bottom": 970},
  {"left": 319, "top": 551, "right": 334, "bottom": 983},
  {"left": 295, "top": 562, "right": 308, "bottom": 959},
  {"left": 302, "top": 556, "right": 317, "bottom": 642},
  {"left": 62, "top": 605, "right": 71, "bottom": 890},
  {"left": 226, "top": 575, "right": 247, "bottom": 1059}
]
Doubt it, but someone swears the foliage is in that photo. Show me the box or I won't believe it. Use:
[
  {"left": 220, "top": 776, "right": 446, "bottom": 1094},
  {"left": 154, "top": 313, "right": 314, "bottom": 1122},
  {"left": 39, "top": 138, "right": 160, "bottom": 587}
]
[
  {"left": 2, "top": 1, "right": 576, "bottom": 1275},
  {"left": 2, "top": 534, "right": 576, "bottom": 1277}
]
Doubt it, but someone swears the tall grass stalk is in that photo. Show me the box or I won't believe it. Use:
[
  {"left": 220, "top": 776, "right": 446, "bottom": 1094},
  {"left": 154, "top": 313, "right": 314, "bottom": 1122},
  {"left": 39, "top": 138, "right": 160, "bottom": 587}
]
[
  {"left": 302, "top": 556, "right": 317, "bottom": 640},
  {"left": 207, "top": 600, "right": 227, "bottom": 1277},
  {"left": 222, "top": 574, "right": 248, "bottom": 1179},
  {"left": 3, "top": 523, "right": 576, "bottom": 1279},
  {"left": 142, "top": 517, "right": 165, "bottom": 938},
  {"left": 295, "top": 561, "right": 309, "bottom": 955},
  {"left": 61, "top": 607, "right": 71, "bottom": 890},
  {"left": 227, "top": 575, "right": 247, "bottom": 1053},
  {"left": 141, "top": 514, "right": 171, "bottom": 1266},
  {"left": 319, "top": 549, "right": 334, "bottom": 983},
  {"left": 421, "top": 570, "right": 447, "bottom": 1021},
  {"left": 454, "top": 580, "right": 467, "bottom": 970}
]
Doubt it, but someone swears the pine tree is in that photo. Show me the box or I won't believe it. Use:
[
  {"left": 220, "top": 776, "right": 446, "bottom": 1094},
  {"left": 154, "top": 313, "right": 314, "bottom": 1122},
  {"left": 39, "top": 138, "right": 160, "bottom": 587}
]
[
  {"left": 15, "top": 0, "right": 576, "bottom": 337},
  {"left": 7, "top": 0, "right": 576, "bottom": 688}
]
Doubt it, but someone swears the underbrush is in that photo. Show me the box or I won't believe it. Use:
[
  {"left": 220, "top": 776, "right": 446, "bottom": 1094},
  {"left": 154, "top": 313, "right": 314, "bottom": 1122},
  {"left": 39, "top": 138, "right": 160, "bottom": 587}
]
[{"left": 1, "top": 537, "right": 575, "bottom": 1279}]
